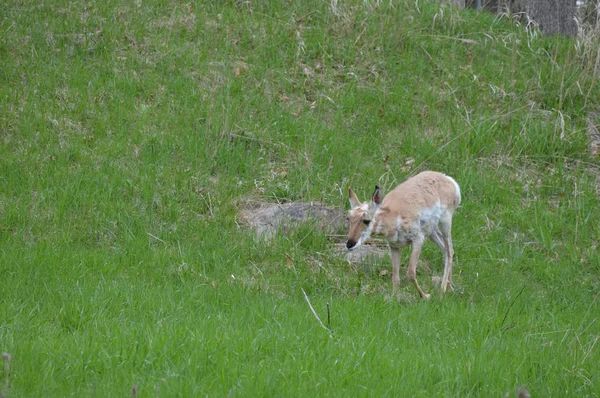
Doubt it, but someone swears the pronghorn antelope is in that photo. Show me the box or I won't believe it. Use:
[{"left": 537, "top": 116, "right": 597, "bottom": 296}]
[{"left": 346, "top": 171, "right": 461, "bottom": 299}]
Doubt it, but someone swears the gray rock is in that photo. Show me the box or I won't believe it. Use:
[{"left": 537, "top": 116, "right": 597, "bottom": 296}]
[{"left": 239, "top": 201, "right": 346, "bottom": 239}]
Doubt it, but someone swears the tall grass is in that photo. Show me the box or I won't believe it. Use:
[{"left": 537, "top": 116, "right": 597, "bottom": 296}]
[{"left": 1, "top": 0, "right": 599, "bottom": 396}]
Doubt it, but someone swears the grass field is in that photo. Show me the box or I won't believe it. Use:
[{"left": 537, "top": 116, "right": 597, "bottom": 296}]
[{"left": 1, "top": 0, "right": 599, "bottom": 396}]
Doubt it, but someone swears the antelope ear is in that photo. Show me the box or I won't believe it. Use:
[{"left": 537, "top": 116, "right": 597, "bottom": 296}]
[
  {"left": 371, "top": 185, "right": 381, "bottom": 206},
  {"left": 348, "top": 188, "right": 361, "bottom": 208}
]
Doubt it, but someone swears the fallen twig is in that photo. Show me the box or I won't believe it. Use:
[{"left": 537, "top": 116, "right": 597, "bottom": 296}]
[{"left": 301, "top": 288, "right": 332, "bottom": 337}]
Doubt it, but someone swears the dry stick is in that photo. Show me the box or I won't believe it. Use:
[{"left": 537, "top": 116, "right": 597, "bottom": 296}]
[{"left": 301, "top": 289, "right": 332, "bottom": 337}]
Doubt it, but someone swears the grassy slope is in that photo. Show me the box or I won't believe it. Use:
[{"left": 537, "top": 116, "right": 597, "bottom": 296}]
[{"left": 1, "top": 0, "right": 599, "bottom": 396}]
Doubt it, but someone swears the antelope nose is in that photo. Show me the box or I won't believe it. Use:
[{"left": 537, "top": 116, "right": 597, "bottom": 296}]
[{"left": 346, "top": 240, "right": 357, "bottom": 250}]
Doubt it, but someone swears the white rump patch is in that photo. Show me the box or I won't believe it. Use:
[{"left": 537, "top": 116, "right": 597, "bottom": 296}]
[{"left": 445, "top": 175, "right": 461, "bottom": 206}]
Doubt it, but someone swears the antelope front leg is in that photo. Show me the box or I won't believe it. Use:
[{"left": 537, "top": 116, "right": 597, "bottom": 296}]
[
  {"left": 408, "top": 236, "right": 430, "bottom": 300},
  {"left": 389, "top": 246, "right": 401, "bottom": 298}
]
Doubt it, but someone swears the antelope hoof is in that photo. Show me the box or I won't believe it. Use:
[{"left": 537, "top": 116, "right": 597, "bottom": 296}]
[{"left": 422, "top": 293, "right": 431, "bottom": 300}]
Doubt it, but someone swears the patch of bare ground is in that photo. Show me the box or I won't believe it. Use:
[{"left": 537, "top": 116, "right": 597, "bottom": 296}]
[{"left": 238, "top": 199, "right": 346, "bottom": 239}]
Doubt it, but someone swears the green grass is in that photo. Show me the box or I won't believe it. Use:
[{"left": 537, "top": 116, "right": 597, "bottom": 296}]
[{"left": 1, "top": 0, "right": 599, "bottom": 396}]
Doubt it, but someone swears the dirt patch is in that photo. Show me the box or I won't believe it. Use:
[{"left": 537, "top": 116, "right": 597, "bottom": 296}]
[{"left": 239, "top": 200, "right": 346, "bottom": 239}]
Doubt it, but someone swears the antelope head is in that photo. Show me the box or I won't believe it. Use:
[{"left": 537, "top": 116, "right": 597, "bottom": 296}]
[{"left": 346, "top": 185, "right": 381, "bottom": 250}]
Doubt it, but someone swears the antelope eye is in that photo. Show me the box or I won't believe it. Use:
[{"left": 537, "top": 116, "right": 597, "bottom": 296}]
[{"left": 363, "top": 219, "right": 371, "bottom": 225}]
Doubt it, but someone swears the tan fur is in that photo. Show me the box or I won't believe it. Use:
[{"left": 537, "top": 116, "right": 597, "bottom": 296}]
[
  {"left": 376, "top": 171, "right": 459, "bottom": 236},
  {"left": 346, "top": 171, "right": 461, "bottom": 299}
]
